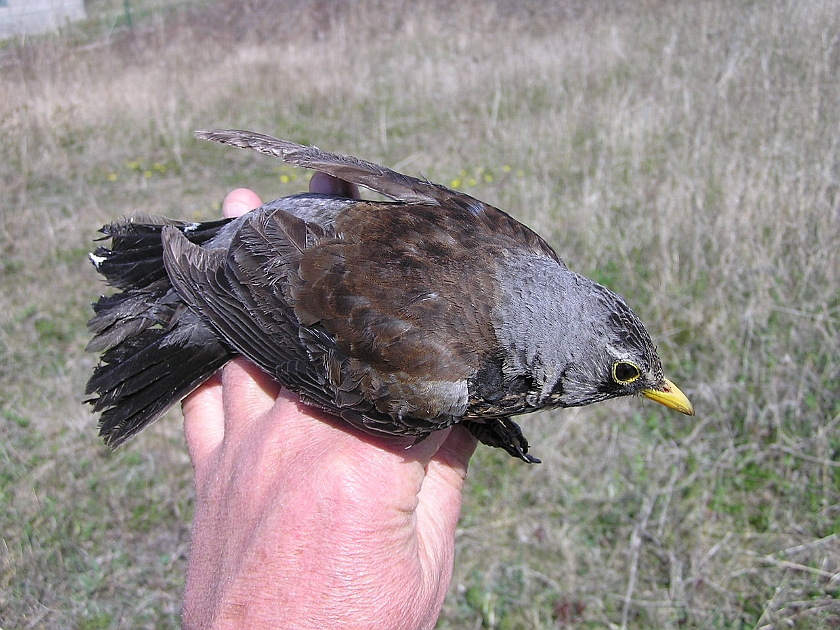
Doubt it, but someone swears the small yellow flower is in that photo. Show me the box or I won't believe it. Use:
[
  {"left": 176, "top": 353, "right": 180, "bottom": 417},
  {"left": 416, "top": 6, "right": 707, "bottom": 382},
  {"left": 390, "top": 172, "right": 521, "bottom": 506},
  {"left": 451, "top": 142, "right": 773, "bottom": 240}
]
[
  {"left": 502, "top": 165, "right": 512, "bottom": 173},
  {"left": 483, "top": 173, "right": 494, "bottom": 183},
  {"left": 468, "top": 178, "right": 477, "bottom": 187},
  {"left": 280, "top": 174, "right": 290, "bottom": 183},
  {"left": 107, "top": 173, "right": 118, "bottom": 182},
  {"left": 450, "top": 178, "right": 462, "bottom": 188},
  {"left": 143, "top": 170, "right": 152, "bottom": 179}
]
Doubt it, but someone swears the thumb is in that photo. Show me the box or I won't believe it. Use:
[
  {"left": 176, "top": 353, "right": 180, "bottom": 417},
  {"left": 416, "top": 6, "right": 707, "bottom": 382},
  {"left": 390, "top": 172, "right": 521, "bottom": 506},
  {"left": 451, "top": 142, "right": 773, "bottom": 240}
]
[{"left": 223, "top": 188, "right": 263, "bottom": 218}]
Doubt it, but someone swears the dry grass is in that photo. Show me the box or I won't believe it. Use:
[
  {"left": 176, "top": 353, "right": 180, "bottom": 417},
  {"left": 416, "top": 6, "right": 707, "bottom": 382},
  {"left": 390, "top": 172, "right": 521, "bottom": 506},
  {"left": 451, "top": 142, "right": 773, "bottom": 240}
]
[{"left": 1, "top": 0, "right": 839, "bottom": 627}]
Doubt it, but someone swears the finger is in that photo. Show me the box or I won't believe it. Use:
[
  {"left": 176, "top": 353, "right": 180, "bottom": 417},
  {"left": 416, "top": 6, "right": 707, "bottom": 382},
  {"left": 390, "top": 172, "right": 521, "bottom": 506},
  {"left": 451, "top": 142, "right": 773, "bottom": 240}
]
[
  {"left": 431, "top": 425, "right": 477, "bottom": 475},
  {"left": 407, "top": 426, "right": 475, "bottom": 610},
  {"left": 223, "top": 188, "right": 263, "bottom": 218},
  {"left": 414, "top": 425, "right": 476, "bottom": 557},
  {"left": 182, "top": 374, "right": 226, "bottom": 473},
  {"left": 220, "top": 358, "right": 282, "bottom": 437},
  {"left": 309, "top": 172, "right": 361, "bottom": 199}
]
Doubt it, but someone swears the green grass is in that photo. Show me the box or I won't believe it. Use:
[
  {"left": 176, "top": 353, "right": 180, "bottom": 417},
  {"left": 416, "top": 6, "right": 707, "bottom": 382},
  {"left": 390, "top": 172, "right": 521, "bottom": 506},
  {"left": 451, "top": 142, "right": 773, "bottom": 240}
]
[{"left": 2, "top": 0, "right": 839, "bottom": 627}]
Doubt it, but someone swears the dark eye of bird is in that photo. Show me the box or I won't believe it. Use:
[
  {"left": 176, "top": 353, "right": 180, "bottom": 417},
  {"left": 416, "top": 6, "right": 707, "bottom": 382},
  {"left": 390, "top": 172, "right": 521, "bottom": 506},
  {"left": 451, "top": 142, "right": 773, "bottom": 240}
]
[{"left": 613, "top": 361, "right": 641, "bottom": 384}]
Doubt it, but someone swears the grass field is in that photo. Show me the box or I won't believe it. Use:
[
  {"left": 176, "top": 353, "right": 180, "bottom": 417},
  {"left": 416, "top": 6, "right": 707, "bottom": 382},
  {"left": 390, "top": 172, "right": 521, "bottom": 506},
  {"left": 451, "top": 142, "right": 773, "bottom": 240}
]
[{"left": 1, "top": 0, "right": 839, "bottom": 627}]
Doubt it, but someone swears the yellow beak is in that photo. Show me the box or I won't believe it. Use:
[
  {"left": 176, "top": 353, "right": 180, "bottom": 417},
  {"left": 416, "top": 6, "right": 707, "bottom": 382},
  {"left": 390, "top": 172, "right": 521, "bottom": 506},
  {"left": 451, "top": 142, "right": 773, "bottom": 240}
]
[{"left": 642, "top": 378, "right": 695, "bottom": 416}]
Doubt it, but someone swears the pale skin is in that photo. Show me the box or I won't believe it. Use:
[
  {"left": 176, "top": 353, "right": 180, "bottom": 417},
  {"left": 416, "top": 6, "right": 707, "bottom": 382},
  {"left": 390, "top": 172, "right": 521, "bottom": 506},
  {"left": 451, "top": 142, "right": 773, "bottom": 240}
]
[{"left": 180, "top": 175, "right": 478, "bottom": 629}]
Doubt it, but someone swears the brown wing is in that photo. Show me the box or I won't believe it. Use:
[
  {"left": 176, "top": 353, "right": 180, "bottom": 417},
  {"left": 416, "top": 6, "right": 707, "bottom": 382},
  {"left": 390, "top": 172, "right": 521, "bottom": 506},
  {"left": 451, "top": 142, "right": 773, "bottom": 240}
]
[{"left": 161, "top": 202, "right": 489, "bottom": 432}]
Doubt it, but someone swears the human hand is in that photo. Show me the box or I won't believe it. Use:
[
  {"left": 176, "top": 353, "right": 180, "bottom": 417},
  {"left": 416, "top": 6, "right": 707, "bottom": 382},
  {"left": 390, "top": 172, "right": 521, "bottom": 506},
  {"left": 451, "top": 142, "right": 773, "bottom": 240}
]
[{"left": 180, "top": 178, "right": 477, "bottom": 629}]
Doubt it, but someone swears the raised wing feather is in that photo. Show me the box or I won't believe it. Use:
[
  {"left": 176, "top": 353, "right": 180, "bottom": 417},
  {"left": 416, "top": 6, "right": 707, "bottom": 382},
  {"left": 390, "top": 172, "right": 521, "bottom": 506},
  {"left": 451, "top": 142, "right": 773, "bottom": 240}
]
[
  {"left": 194, "top": 129, "right": 564, "bottom": 267},
  {"left": 195, "top": 129, "right": 444, "bottom": 205}
]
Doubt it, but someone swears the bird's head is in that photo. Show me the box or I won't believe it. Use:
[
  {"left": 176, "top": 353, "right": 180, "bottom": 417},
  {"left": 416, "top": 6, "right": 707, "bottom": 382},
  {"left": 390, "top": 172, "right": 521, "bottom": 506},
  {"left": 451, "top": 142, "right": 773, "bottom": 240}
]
[{"left": 551, "top": 279, "right": 694, "bottom": 416}]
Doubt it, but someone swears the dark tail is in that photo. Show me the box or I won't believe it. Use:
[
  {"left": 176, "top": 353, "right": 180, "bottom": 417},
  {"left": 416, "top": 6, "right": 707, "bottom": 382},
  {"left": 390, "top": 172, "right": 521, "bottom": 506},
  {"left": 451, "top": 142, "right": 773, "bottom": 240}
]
[{"left": 86, "top": 216, "right": 234, "bottom": 447}]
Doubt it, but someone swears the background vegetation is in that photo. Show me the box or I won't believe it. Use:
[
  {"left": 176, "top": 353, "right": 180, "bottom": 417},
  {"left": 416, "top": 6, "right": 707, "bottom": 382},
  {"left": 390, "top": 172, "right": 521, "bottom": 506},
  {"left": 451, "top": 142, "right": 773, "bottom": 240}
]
[{"left": 1, "top": 0, "right": 838, "bottom": 627}]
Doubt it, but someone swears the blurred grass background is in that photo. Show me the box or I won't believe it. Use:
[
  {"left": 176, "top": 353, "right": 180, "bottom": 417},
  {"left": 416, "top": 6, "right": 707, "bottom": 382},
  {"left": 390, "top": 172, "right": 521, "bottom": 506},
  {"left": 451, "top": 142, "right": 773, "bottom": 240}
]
[{"left": 1, "top": 0, "right": 839, "bottom": 627}]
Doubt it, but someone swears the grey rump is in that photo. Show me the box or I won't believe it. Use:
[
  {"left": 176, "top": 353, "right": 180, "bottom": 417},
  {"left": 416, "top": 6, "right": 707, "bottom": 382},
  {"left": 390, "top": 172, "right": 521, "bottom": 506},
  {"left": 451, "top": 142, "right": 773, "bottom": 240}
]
[{"left": 86, "top": 130, "right": 693, "bottom": 463}]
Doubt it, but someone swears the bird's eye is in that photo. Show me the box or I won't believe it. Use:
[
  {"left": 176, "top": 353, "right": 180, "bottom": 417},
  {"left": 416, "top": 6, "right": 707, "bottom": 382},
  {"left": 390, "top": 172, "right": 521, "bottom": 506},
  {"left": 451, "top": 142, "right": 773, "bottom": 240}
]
[{"left": 613, "top": 361, "right": 641, "bottom": 384}]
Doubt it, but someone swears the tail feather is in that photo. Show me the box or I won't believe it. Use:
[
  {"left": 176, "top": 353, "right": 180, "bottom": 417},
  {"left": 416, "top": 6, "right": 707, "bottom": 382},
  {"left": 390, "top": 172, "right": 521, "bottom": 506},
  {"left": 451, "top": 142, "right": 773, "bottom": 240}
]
[
  {"left": 88, "top": 321, "right": 230, "bottom": 447},
  {"left": 86, "top": 216, "right": 234, "bottom": 447},
  {"left": 86, "top": 286, "right": 173, "bottom": 352},
  {"left": 91, "top": 216, "right": 229, "bottom": 289}
]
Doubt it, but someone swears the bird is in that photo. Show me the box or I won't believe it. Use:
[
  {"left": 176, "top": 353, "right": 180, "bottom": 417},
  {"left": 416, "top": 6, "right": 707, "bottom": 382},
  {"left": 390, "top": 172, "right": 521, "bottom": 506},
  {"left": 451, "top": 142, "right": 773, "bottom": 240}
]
[{"left": 85, "top": 129, "right": 694, "bottom": 463}]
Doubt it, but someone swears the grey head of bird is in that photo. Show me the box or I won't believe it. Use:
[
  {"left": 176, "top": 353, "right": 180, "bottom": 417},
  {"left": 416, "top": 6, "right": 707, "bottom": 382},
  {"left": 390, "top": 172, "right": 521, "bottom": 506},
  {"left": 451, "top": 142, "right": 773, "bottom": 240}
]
[{"left": 485, "top": 253, "right": 693, "bottom": 417}]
